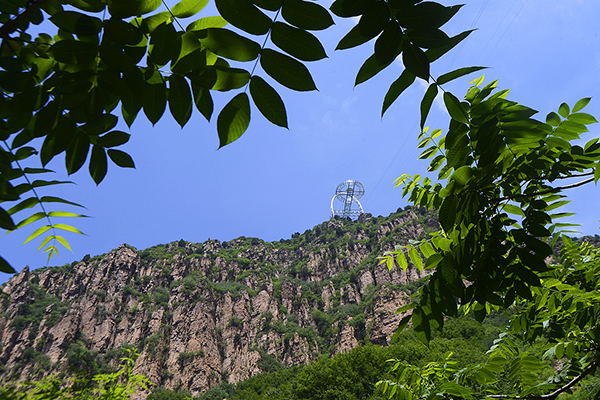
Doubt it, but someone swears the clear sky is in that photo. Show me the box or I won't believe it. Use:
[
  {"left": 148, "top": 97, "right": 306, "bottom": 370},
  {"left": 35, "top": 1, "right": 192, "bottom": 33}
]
[{"left": 2, "top": 1, "right": 600, "bottom": 284}]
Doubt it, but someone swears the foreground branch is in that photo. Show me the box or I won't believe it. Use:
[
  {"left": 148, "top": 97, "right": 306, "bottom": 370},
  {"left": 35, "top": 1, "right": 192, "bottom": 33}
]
[
  {"left": 488, "top": 361, "right": 598, "bottom": 400},
  {"left": 0, "top": 0, "right": 50, "bottom": 38},
  {"left": 496, "top": 177, "right": 594, "bottom": 203}
]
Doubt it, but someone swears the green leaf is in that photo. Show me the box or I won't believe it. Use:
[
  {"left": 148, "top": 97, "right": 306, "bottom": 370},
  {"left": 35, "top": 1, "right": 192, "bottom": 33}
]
[
  {"left": 65, "top": 133, "right": 90, "bottom": 175},
  {"left": 443, "top": 92, "right": 469, "bottom": 123},
  {"left": 108, "top": 149, "right": 136, "bottom": 168},
  {"left": 148, "top": 22, "right": 177, "bottom": 66},
  {"left": 7, "top": 197, "right": 39, "bottom": 216},
  {"left": 215, "top": 0, "right": 272, "bottom": 35},
  {"left": 546, "top": 111, "right": 561, "bottom": 126},
  {"left": 504, "top": 204, "right": 525, "bottom": 217},
  {"left": 382, "top": 70, "right": 415, "bottom": 116},
  {"left": 253, "top": 0, "right": 283, "bottom": 12},
  {"left": 169, "top": 74, "right": 193, "bottom": 127},
  {"left": 15, "top": 211, "right": 46, "bottom": 229},
  {"left": 107, "top": 0, "right": 161, "bottom": 19},
  {"left": 412, "top": 306, "right": 431, "bottom": 344},
  {"left": 212, "top": 67, "right": 251, "bottom": 91},
  {"left": 23, "top": 225, "right": 52, "bottom": 245},
  {"left": 50, "top": 39, "right": 98, "bottom": 65},
  {"left": 39, "top": 196, "right": 85, "bottom": 209},
  {"left": 191, "top": 83, "right": 213, "bottom": 121},
  {"left": 97, "top": 131, "right": 131, "bottom": 148},
  {"left": 426, "top": 29, "right": 474, "bottom": 63},
  {"left": 419, "top": 242, "right": 435, "bottom": 258},
  {"left": 218, "top": 93, "right": 251, "bottom": 148},
  {"left": 143, "top": 69, "right": 167, "bottom": 125},
  {"left": 270, "top": 22, "right": 327, "bottom": 61},
  {"left": 47, "top": 211, "right": 88, "bottom": 218},
  {"left": 54, "top": 235, "right": 73, "bottom": 252},
  {"left": 186, "top": 16, "right": 228, "bottom": 31},
  {"left": 249, "top": 76, "right": 288, "bottom": 128},
  {"left": 355, "top": 53, "right": 396, "bottom": 86},
  {"left": 572, "top": 97, "right": 591, "bottom": 113},
  {"left": 260, "top": 49, "right": 317, "bottom": 91},
  {"left": 419, "top": 83, "right": 438, "bottom": 129},
  {"left": 402, "top": 42, "right": 429, "bottom": 80},
  {"left": 396, "top": 3, "right": 462, "bottom": 29},
  {"left": 281, "top": 0, "right": 334, "bottom": 31},
  {"left": 450, "top": 165, "right": 472, "bottom": 186},
  {"left": 567, "top": 112, "right": 598, "bottom": 125},
  {"left": 437, "top": 66, "right": 487, "bottom": 85},
  {"left": 558, "top": 102, "right": 570, "bottom": 118},
  {"left": 0, "top": 207, "right": 16, "bottom": 230},
  {"left": 374, "top": 21, "right": 403, "bottom": 66},
  {"left": 172, "top": 0, "right": 208, "bottom": 18},
  {"left": 406, "top": 27, "right": 449, "bottom": 49},
  {"left": 330, "top": 0, "right": 377, "bottom": 18},
  {"left": 53, "top": 223, "right": 85, "bottom": 235},
  {"left": 0, "top": 255, "right": 16, "bottom": 274},
  {"left": 196, "top": 28, "right": 261, "bottom": 62},
  {"left": 408, "top": 246, "right": 423, "bottom": 272},
  {"left": 336, "top": 24, "right": 373, "bottom": 50},
  {"left": 357, "top": 0, "right": 389, "bottom": 39},
  {"left": 397, "top": 251, "right": 408, "bottom": 272},
  {"left": 89, "top": 145, "right": 107, "bottom": 185}
]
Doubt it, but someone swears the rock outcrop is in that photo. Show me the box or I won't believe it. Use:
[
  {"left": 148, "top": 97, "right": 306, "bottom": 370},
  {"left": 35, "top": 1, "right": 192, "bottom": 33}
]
[{"left": 0, "top": 209, "right": 437, "bottom": 397}]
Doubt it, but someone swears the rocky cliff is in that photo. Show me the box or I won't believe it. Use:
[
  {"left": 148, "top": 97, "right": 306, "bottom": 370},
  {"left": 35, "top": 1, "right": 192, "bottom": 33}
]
[{"left": 0, "top": 209, "right": 437, "bottom": 397}]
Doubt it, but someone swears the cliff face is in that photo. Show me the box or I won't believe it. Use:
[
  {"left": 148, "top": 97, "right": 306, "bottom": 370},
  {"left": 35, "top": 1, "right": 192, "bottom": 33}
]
[{"left": 0, "top": 209, "right": 437, "bottom": 397}]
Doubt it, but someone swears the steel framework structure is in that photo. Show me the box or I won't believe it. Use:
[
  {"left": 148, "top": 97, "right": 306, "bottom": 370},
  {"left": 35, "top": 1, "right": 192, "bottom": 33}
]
[{"left": 331, "top": 180, "right": 364, "bottom": 220}]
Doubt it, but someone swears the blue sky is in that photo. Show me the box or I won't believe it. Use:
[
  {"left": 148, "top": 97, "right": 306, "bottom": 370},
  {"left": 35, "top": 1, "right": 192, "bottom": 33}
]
[{"left": 2, "top": 0, "right": 600, "bottom": 284}]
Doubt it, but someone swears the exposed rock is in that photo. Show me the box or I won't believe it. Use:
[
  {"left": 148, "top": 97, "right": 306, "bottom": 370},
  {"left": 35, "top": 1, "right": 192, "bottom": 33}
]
[{"left": 0, "top": 209, "right": 435, "bottom": 397}]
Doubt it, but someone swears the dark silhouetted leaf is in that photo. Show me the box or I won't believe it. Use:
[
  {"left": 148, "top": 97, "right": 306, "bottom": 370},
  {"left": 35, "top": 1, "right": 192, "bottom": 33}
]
[
  {"left": 396, "top": 2, "right": 462, "bottom": 29},
  {"left": 260, "top": 49, "right": 317, "bottom": 91},
  {"left": 382, "top": 70, "right": 415, "bottom": 116},
  {"left": 281, "top": 0, "right": 334, "bottom": 30},
  {"left": 65, "top": 133, "right": 90, "bottom": 175},
  {"left": 271, "top": 22, "right": 327, "bottom": 61},
  {"left": 250, "top": 76, "right": 287, "bottom": 128},
  {"left": 357, "top": 0, "right": 389, "bottom": 38},
  {"left": 191, "top": 83, "right": 213, "bottom": 121},
  {"left": 172, "top": 0, "right": 208, "bottom": 18},
  {"left": 108, "top": 0, "right": 161, "bottom": 19},
  {"left": 420, "top": 83, "right": 438, "bottom": 129},
  {"left": 142, "top": 69, "right": 167, "bottom": 125},
  {"left": 195, "top": 28, "right": 261, "bottom": 62},
  {"left": 402, "top": 42, "right": 429, "bottom": 80},
  {"left": 443, "top": 92, "right": 468, "bottom": 123},
  {"left": 186, "top": 16, "right": 228, "bottom": 31},
  {"left": 89, "top": 145, "right": 107, "bottom": 185},
  {"left": 336, "top": 24, "right": 373, "bottom": 50},
  {"left": 330, "top": 0, "right": 376, "bottom": 18},
  {"left": 406, "top": 27, "right": 449, "bottom": 49},
  {"left": 374, "top": 21, "right": 403, "bottom": 65},
  {"left": 215, "top": 0, "right": 272, "bottom": 35},
  {"left": 108, "top": 149, "right": 135, "bottom": 168},
  {"left": 169, "top": 74, "right": 193, "bottom": 127},
  {"left": 218, "top": 93, "right": 251, "bottom": 148},
  {"left": 253, "top": 0, "right": 283, "bottom": 12},
  {"left": 97, "top": 131, "right": 130, "bottom": 148}
]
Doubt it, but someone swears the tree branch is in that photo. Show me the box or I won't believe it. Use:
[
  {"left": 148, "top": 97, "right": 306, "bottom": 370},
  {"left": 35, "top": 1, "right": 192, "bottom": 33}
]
[
  {"left": 0, "top": 0, "right": 50, "bottom": 38},
  {"left": 487, "top": 361, "right": 598, "bottom": 400},
  {"left": 496, "top": 177, "right": 594, "bottom": 203}
]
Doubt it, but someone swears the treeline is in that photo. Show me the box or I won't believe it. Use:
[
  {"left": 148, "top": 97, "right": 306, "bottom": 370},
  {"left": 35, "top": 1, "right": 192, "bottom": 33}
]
[{"left": 149, "top": 312, "right": 511, "bottom": 400}]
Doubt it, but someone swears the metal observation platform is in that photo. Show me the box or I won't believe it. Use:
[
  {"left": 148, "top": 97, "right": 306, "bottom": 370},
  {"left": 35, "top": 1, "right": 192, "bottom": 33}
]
[{"left": 330, "top": 180, "right": 364, "bottom": 220}]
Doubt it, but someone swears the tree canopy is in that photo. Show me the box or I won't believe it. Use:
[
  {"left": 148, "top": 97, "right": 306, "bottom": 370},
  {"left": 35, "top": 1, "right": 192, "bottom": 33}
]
[{"left": 0, "top": 0, "right": 478, "bottom": 273}]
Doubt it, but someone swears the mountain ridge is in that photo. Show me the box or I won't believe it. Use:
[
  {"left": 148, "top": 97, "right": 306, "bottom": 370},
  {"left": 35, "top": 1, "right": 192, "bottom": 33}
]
[{"left": 0, "top": 208, "right": 437, "bottom": 398}]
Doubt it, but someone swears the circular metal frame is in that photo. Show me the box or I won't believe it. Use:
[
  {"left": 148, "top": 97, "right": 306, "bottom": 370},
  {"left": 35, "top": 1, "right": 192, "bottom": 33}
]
[{"left": 331, "top": 180, "right": 365, "bottom": 220}]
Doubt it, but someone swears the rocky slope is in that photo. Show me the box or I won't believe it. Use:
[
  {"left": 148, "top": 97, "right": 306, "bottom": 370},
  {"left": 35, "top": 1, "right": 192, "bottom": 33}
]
[{"left": 0, "top": 209, "right": 437, "bottom": 397}]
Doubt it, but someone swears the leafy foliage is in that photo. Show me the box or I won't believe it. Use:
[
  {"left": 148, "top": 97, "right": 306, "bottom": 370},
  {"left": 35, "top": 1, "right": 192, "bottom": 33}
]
[
  {"left": 0, "top": 0, "right": 477, "bottom": 271},
  {"left": 383, "top": 79, "right": 599, "bottom": 344}
]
